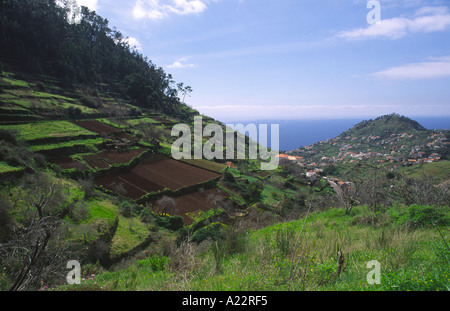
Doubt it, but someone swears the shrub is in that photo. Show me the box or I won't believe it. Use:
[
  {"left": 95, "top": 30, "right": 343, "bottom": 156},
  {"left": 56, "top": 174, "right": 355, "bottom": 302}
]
[
  {"left": 78, "top": 176, "right": 95, "bottom": 199},
  {"left": 0, "top": 129, "right": 18, "bottom": 146},
  {"left": 0, "top": 196, "right": 13, "bottom": 242},
  {"left": 405, "top": 205, "right": 449, "bottom": 228},
  {"left": 87, "top": 240, "right": 110, "bottom": 265},
  {"left": 79, "top": 93, "right": 103, "bottom": 109},
  {"left": 191, "top": 222, "right": 225, "bottom": 243},
  {"left": 223, "top": 170, "right": 235, "bottom": 183},
  {"left": 118, "top": 201, "right": 133, "bottom": 218},
  {"left": 67, "top": 106, "right": 82, "bottom": 118},
  {"left": 140, "top": 206, "right": 156, "bottom": 224},
  {"left": 137, "top": 254, "right": 169, "bottom": 272},
  {"left": 241, "top": 181, "right": 263, "bottom": 204},
  {"left": 218, "top": 226, "right": 248, "bottom": 256},
  {"left": 155, "top": 215, "right": 183, "bottom": 231},
  {"left": 69, "top": 202, "right": 90, "bottom": 223}
]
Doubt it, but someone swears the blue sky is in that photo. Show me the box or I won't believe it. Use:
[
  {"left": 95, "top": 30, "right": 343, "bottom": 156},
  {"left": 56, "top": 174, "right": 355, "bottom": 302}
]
[{"left": 75, "top": 0, "right": 450, "bottom": 121}]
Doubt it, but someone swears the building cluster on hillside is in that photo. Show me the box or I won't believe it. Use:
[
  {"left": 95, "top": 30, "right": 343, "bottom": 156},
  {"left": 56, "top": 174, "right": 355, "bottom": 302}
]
[{"left": 286, "top": 130, "right": 448, "bottom": 171}]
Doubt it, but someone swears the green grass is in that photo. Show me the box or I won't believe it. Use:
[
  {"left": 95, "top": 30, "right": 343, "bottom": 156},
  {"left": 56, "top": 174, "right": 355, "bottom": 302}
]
[
  {"left": 30, "top": 91, "right": 74, "bottom": 101},
  {"left": 86, "top": 199, "right": 117, "bottom": 223},
  {"left": 95, "top": 118, "right": 125, "bottom": 128},
  {"left": 125, "top": 117, "right": 159, "bottom": 126},
  {"left": 398, "top": 161, "right": 450, "bottom": 182},
  {"left": 1, "top": 76, "right": 30, "bottom": 87},
  {"left": 0, "top": 161, "right": 24, "bottom": 173},
  {"left": 261, "top": 185, "right": 285, "bottom": 206},
  {"left": 0, "top": 78, "right": 99, "bottom": 115},
  {"left": 110, "top": 216, "right": 149, "bottom": 257},
  {"left": 63, "top": 205, "right": 449, "bottom": 291},
  {"left": 29, "top": 138, "right": 103, "bottom": 152},
  {"left": 0, "top": 121, "right": 97, "bottom": 141}
]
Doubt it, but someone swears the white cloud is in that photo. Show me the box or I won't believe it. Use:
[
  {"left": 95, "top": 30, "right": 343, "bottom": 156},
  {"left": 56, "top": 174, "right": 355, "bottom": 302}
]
[
  {"left": 167, "top": 57, "right": 197, "bottom": 69},
  {"left": 338, "top": 6, "right": 450, "bottom": 40},
  {"left": 371, "top": 56, "right": 450, "bottom": 80},
  {"left": 125, "top": 37, "right": 143, "bottom": 51},
  {"left": 132, "top": 0, "right": 209, "bottom": 20},
  {"left": 76, "top": 0, "right": 98, "bottom": 11}
]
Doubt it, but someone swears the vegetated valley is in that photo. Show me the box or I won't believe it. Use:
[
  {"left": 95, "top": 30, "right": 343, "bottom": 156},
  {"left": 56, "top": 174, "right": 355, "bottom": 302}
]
[{"left": 0, "top": 0, "right": 449, "bottom": 292}]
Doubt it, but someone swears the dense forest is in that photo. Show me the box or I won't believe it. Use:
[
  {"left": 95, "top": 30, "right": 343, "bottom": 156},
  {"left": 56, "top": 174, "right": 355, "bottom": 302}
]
[{"left": 0, "top": 0, "right": 191, "bottom": 119}]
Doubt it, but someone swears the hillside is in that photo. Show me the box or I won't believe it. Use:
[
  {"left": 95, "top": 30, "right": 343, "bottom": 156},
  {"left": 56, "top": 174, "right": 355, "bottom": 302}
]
[
  {"left": 286, "top": 114, "right": 450, "bottom": 180},
  {"left": 1, "top": 74, "right": 448, "bottom": 292},
  {"left": 342, "top": 114, "right": 427, "bottom": 137},
  {"left": 0, "top": 1, "right": 449, "bottom": 294},
  {"left": 0, "top": 67, "right": 309, "bottom": 290},
  {"left": 0, "top": 21, "right": 314, "bottom": 291}
]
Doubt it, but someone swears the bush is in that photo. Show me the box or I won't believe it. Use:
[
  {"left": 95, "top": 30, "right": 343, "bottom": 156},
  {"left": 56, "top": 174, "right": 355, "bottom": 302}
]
[
  {"left": 119, "top": 201, "right": 133, "bottom": 218},
  {"left": 140, "top": 206, "right": 156, "bottom": 224},
  {"left": 405, "top": 205, "right": 449, "bottom": 228},
  {"left": 0, "top": 129, "right": 18, "bottom": 146},
  {"left": 241, "top": 182, "right": 263, "bottom": 204},
  {"left": 155, "top": 215, "right": 183, "bottom": 231},
  {"left": 79, "top": 94, "right": 103, "bottom": 109},
  {"left": 67, "top": 106, "right": 82, "bottom": 118},
  {"left": 223, "top": 171, "right": 235, "bottom": 183},
  {"left": 191, "top": 222, "right": 225, "bottom": 243},
  {"left": 137, "top": 254, "right": 169, "bottom": 271},
  {"left": 0, "top": 196, "right": 13, "bottom": 243},
  {"left": 87, "top": 240, "right": 110, "bottom": 265},
  {"left": 390, "top": 205, "right": 450, "bottom": 228},
  {"left": 69, "top": 202, "right": 90, "bottom": 223},
  {"left": 218, "top": 226, "right": 248, "bottom": 256},
  {"left": 78, "top": 176, "right": 95, "bottom": 199}
]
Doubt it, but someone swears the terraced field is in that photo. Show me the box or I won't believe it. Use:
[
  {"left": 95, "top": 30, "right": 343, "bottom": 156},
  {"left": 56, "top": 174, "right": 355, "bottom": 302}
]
[
  {"left": 0, "top": 161, "right": 26, "bottom": 175},
  {"left": 72, "top": 120, "right": 121, "bottom": 135},
  {"left": 0, "top": 120, "right": 97, "bottom": 143},
  {"left": 83, "top": 149, "right": 145, "bottom": 169},
  {"left": 173, "top": 188, "right": 227, "bottom": 225},
  {"left": 94, "top": 175, "right": 150, "bottom": 199},
  {"left": 48, "top": 157, "right": 88, "bottom": 170},
  {"left": 95, "top": 158, "right": 221, "bottom": 200},
  {"left": 0, "top": 73, "right": 99, "bottom": 121},
  {"left": 180, "top": 158, "right": 227, "bottom": 173},
  {"left": 132, "top": 159, "right": 220, "bottom": 190}
]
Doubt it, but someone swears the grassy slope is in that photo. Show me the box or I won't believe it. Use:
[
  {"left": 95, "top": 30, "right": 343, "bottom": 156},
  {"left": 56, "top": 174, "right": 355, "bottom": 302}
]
[
  {"left": 397, "top": 161, "right": 450, "bottom": 182},
  {"left": 63, "top": 206, "right": 450, "bottom": 291},
  {"left": 0, "top": 121, "right": 97, "bottom": 141}
]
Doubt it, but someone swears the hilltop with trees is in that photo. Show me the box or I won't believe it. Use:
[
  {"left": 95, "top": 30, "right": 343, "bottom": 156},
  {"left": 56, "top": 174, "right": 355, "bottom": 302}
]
[{"left": 0, "top": 0, "right": 193, "bottom": 120}]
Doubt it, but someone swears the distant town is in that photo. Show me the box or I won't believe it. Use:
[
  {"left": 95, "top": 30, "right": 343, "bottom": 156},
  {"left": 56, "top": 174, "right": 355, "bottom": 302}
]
[{"left": 281, "top": 129, "right": 449, "bottom": 179}]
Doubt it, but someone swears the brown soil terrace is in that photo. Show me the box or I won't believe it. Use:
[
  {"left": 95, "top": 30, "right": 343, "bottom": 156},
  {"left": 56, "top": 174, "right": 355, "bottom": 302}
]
[
  {"left": 72, "top": 120, "right": 121, "bottom": 135},
  {"left": 95, "top": 158, "right": 221, "bottom": 200}
]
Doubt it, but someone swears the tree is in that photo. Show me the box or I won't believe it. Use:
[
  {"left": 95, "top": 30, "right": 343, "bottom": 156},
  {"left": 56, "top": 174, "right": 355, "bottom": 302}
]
[
  {"left": 0, "top": 173, "right": 69, "bottom": 291},
  {"left": 396, "top": 173, "right": 450, "bottom": 207},
  {"left": 354, "top": 166, "right": 389, "bottom": 225},
  {"left": 177, "top": 83, "right": 193, "bottom": 103},
  {"left": 0, "top": 0, "right": 192, "bottom": 120},
  {"left": 156, "top": 196, "right": 178, "bottom": 216}
]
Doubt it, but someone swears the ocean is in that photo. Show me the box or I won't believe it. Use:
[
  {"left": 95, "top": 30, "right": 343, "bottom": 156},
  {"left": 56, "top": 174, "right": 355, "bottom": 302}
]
[{"left": 222, "top": 117, "right": 450, "bottom": 151}]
